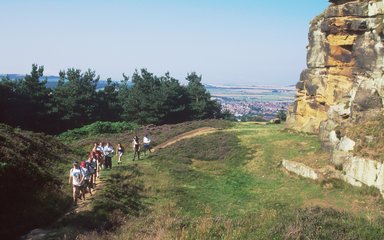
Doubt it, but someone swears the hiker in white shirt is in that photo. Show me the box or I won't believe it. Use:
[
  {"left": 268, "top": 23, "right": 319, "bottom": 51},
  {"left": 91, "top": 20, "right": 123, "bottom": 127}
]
[
  {"left": 69, "top": 161, "right": 84, "bottom": 206},
  {"left": 103, "top": 142, "right": 114, "bottom": 169},
  {"left": 143, "top": 134, "right": 152, "bottom": 155}
]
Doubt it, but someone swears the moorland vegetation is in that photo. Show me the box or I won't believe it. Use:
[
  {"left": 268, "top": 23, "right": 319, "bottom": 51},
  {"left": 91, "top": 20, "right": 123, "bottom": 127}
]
[
  {"left": 0, "top": 124, "right": 81, "bottom": 239},
  {"left": 5, "top": 120, "right": 384, "bottom": 239}
]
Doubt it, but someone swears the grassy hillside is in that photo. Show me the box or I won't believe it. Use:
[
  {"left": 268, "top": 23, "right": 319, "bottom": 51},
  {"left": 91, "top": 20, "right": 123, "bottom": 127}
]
[
  {"left": 45, "top": 121, "right": 384, "bottom": 239},
  {"left": 34, "top": 119, "right": 233, "bottom": 239},
  {"left": 8, "top": 121, "right": 384, "bottom": 240},
  {"left": 0, "top": 124, "right": 81, "bottom": 239}
]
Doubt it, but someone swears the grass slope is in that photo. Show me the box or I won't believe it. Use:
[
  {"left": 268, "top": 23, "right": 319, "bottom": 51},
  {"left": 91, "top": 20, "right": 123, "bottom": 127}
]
[
  {"left": 0, "top": 124, "right": 81, "bottom": 239},
  {"left": 39, "top": 121, "right": 384, "bottom": 239},
  {"left": 64, "top": 123, "right": 384, "bottom": 239},
  {"left": 34, "top": 120, "right": 232, "bottom": 239}
]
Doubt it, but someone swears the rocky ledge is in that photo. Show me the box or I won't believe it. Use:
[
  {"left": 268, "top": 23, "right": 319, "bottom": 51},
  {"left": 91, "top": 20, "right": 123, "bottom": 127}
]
[{"left": 286, "top": 0, "right": 384, "bottom": 195}]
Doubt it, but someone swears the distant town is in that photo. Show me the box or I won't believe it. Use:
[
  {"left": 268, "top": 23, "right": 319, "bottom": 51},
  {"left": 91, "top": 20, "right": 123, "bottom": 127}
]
[{"left": 205, "top": 85, "right": 295, "bottom": 120}]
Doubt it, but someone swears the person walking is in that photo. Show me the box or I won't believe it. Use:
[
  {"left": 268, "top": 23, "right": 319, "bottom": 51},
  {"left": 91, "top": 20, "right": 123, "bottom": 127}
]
[
  {"left": 116, "top": 143, "right": 125, "bottom": 164},
  {"left": 103, "top": 142, "right": 114, "bottom": 169},
  {"left": 132, "top": 135, "right": 140, "bottom": 161},
  {"left": 69, "top": 161, "right": 84, "bottom": 206},
  {"left": 96, "top": 142, "right": 105, "bottom": 169},
  {"left": 86, "top": 156, "right": 96, "bottom": 191},
  {"left": 143, "top": 134, "right": 152, "bottom": 155},
  {"left": 80, "top": 161, "right": 92, "bottom": 196}
]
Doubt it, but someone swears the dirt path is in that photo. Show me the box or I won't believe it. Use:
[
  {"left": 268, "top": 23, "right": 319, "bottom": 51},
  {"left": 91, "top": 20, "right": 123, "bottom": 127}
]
[
  {"left": 22, "top": 177, "right": 104, "bottom": 240},
  {"left": 153, "top": 127, "right": 218, "bottom": 152},
  {"left": 69, "top": 178, "right": 104, "bottom": 213},
  {"left": 23, "top": 127, "right": 218, "bottom": 239}
]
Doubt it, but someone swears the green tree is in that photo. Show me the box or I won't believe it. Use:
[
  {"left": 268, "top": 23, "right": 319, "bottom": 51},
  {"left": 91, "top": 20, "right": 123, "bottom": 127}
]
[
  {"left": 276, "top": 109, "right": 287, "bottom": 121},
  {"left": 0, "top": 64, "right": 52, "bottom": 132},
  {"left": 121, "top": 69, "right": 162, "bottom": 124},
  {"left": 186, "top": 72, "right": 221, "bottom": 120},
  {"left": 0, "top": 76, "right": 20, "bottom": 127},
  {"left": 118, "top": 69, "right": 191, "bottom": 124},
  {"left": 221, "top": 109, "right": 237, "bottom": 121},
  {"left": 18, "top": 64, "right": 48, "bottom": 99},
  {"left": 117, "top": 73, "right": 131, "bottom": 121},
  {"left": 97, "top": 78, "right": 122, "bottom": 121},
  {"left": 158, "top": 72, "right": 189, "bottom": 123},
  {"left": 52, "top": 68, "right": 100, "bottom": 130}
]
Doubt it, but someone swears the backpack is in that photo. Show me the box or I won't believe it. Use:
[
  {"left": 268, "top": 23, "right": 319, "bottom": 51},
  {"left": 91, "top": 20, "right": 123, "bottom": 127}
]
[{"left": 87, "top": 161, "right": 95, "bottom": 174}]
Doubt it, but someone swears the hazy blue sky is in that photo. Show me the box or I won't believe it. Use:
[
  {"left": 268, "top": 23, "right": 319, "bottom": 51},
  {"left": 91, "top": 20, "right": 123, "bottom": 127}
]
[{"left": 0, "top": 0, "right": 329, "bottom": 85}]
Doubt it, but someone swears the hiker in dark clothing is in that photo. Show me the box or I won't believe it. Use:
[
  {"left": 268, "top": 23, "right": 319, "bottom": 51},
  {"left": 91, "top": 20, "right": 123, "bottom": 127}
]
[
  {"left": 132, "top": 135, "right": 140, "bottom": 161},
  {"left": 117, "top": 143, "right": 125, "bottom": 164}
]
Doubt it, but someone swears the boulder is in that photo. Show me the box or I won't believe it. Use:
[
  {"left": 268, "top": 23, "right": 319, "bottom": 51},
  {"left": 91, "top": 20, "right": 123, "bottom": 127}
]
[
  {"left": 344, "top": 156, "right": 382, "bottom": 187},
  {"left": 338, "top": 136, "right": 355, "bottom": 152},
  {"left": 282, "top": 159, "right": 319, "bottom": 180}
]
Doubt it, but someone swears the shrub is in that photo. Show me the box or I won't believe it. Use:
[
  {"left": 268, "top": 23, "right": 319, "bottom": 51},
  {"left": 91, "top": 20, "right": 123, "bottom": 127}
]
[
  {"left": 59, "top": 121, "right": 139, "bottom": 141},
  {"left": 0, "top": 124, "right": 81, "bottom": 239}
]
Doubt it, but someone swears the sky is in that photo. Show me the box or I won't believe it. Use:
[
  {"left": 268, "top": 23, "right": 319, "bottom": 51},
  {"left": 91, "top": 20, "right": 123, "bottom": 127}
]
[{"left": 0, "top": 0, "right": 329, "bottom": 85}]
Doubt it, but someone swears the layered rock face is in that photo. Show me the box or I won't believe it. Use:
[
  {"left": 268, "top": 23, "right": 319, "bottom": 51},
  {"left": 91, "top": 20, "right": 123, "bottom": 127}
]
[
  {"left": 286, "top": 0, "right": 384, "bottom": 135},
  {"left": 286, "top": 0, "right": 384, "bottom": 193}
]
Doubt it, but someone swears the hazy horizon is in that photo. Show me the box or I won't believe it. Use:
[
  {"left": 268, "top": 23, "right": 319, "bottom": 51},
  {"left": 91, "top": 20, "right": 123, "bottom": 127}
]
[
  {"left": 1, "top": 0, "right": 329, "bottom": 85},
  {"left": 0, "top": 73, "right": 298, "bottom": 87}
]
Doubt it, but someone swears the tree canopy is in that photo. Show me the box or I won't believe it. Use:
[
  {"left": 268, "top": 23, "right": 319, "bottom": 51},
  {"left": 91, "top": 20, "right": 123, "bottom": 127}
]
[{"left": 0, "top": 65, "right": 226, "bottom": 134}]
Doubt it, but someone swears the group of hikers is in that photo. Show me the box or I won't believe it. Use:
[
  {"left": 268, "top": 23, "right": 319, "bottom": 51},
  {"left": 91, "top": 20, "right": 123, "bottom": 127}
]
[{"left": 68, "top": 134, "right": 152, "bottom": 205}]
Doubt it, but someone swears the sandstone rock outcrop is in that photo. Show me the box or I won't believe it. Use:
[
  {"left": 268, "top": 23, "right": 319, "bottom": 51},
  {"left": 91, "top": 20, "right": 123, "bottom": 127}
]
[
  {"left": 287, "top": 0, "right": 384, "bottom": 135},
  {"left": 286, "top": 0, "right": 384, "bottom": 194}
]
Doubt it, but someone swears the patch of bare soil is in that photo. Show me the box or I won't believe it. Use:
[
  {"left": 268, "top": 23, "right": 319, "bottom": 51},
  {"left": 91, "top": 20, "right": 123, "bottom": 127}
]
[{"left": 153, "top": 127, "right": 217, "bottom": 151}]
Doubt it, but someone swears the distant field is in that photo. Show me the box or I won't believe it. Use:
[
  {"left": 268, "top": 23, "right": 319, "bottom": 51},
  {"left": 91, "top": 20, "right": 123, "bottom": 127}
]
[
  {"left": 0, "top": 74, "right": 118, "bottom": 90},
  {"left": 206, "top": 85, "right": 295, "bottom": 102}
]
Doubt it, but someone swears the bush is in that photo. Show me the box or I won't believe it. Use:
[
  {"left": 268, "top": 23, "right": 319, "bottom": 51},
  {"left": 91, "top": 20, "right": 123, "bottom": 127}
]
[
  {"left": 59, "top": 121, "right": 139, "bottom": 141},
  {"left": 0, "top": 124, "right": 81, "bottom": 239}
]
